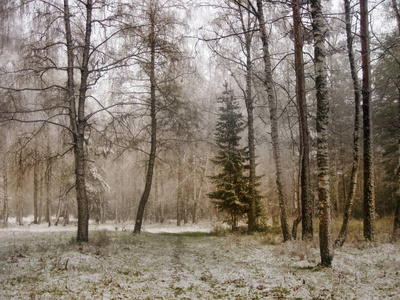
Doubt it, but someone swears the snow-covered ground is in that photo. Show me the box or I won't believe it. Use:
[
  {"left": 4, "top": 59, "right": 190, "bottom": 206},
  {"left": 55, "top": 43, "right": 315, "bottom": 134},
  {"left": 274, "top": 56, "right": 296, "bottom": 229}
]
[{"left": 0, "top": 222, "right": 399, "bottom": 299}]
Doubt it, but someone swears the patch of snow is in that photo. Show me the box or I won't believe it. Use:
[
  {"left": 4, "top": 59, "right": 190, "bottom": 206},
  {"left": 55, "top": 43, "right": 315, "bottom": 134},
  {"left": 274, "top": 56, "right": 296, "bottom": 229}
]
[{"left": 0, "top": 224, "right": 399, "bottom": 299}]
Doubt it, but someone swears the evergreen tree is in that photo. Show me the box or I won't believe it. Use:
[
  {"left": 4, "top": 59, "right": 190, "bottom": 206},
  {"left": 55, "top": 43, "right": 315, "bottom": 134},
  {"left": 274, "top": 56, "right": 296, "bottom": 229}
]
[{"left": 208, "top": 85, "right": 250, "bottom": 231}]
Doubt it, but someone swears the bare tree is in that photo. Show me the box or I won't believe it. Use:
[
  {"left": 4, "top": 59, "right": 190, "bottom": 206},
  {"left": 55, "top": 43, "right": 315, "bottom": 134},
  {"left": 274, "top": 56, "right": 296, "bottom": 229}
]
[
  {"left": 335, "top": 0, "right": 362, "bottom": 247},
  {"left": 254, "top": 0, "right": 292, "bottom": 241},
  {"left": 133, "top": 0, "right": 188, "bottom": 234}
]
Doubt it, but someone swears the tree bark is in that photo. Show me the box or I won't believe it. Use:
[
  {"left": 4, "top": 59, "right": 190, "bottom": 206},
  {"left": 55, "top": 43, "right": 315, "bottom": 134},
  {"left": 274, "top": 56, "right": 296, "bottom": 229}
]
[
  {"left": 45, "top": 146, "right": 51, "bottom": 227},
  {"left": 240, "top": 3, "right": 258, "bottom": 232},
  {"left": 392, "top": 0, "right": 400, "bottom": 242},
  {"left": 256, "top": 0, "right": 291, "bottom": 241},
  {"left": 177, "top": 158, "right": 183, "bottom": 226},
  {"left": 134, "top": 5, "right": 157, "bottom": 234},
  {"left": 311, "top": 0, "right": 333, "bottom": 267},
  {"left": 335, "top": 0, "right": 361, "bottom": 247},
  {"left": 2, "top": 162, "right": 8, "bottom": 228},
  {"left": 33, "top": 151, "right": 39, "bottom": 224},
  {"left": 16, "top": 153, "right": 24, "bottom": 226},
  {"left": 74, "top": 0, "right": 93, "bottom": 242},
  {"left": 360, "top": 0, "right": 375, "bottom": 242},
  {"left": 292, "top": 0, "right": 313, "bottom": 240}
]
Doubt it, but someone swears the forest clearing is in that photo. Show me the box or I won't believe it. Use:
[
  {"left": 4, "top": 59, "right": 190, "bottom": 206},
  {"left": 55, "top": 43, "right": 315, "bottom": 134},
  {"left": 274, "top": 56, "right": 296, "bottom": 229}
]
[{"left": 0, "top": 219, "right": 399, "bottom": 299}]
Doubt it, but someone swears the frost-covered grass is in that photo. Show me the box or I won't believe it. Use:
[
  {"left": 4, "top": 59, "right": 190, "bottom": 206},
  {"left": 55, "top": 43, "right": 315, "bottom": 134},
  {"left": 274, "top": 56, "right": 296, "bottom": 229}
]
[{"left": 0, "top": 222, "right": 399, "bottom": 299}]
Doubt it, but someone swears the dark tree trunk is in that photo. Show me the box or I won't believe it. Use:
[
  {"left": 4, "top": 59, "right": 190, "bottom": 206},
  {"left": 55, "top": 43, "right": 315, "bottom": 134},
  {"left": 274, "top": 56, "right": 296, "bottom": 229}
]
[
  {"left": 177, "top": 160, "right": 183, "bottom": 226},
  {"left": 360, "top": 0, "right": 375, "bottom": 242},
  {"left": 74, "top": 0, "right": 93, "bottom": 242},
  {"left": 311, "top": 0, "right": 333, "bottom": 267},
  {"left": 241, "top": 4, "right": 257, "bottom": 232},
  {"left": 336, "top": 0, "right": 361, "bottom": 247},
  {"left": 292, "top": 0, "right": 312, "bottom": 241},
  {"left": 2, "top": 162, "right": 8, "bottom": 228},
  {"left": 134, "top": 6, "right": 157, "bottom": 234},
  {"left": 16, "top": 153, "right": 24, "bottom": 226},
  {"left": 256, "top": 0, "right": 291, "bottom": 241},
  {"left": 33, "top": 152, "right": 39, "bottom": 224},
  {"left": 38, "top": 167, "right": 43, "bottom": 224},
  {"left": 45, "top": 150, "right": 52, "bottom": 227}
]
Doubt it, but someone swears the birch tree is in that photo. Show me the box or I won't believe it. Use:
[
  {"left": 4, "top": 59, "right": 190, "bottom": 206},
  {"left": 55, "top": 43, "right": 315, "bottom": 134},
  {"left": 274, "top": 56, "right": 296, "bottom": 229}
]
[
  {"left": 311, "top": 0, "right": 333, "bottom": 266},
  {"left": 254, "top": 0, "right": 292, "bottom": 241}
]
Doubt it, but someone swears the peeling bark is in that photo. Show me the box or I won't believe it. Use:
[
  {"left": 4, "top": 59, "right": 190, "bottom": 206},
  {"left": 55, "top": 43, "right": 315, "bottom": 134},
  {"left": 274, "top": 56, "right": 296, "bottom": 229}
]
[{"left": 311, "top": 0, "right": 333, "bottom": 267}]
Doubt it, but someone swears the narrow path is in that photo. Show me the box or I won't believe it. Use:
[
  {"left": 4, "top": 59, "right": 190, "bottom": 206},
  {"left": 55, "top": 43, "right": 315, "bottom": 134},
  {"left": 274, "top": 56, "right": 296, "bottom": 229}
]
[{"left": 171, "top": 234, "right": 184, "bottom": 282}]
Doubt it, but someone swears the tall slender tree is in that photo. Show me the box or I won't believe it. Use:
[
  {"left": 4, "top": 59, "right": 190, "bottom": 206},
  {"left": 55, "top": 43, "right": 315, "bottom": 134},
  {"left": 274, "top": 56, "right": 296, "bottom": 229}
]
[
  {"left": 133, "top": 0, "right": 186, "bottom": 234},
  {"left": 134, "top": 1, "right": 158, "bottom": 234},
  {"left": 254, "top": 0, "right": 292, "bottom": 241},
  {"left": 391, "top": 0, "right": 400, "bottom": 242},
  {"left": 360, "top": 0, "right": 375, "bottom": 242},
  {"left": 311, "top": 0, "right": 333, "bottom": 267},
  {"left": 291, "top": 0, "right": 312, "bottom": 241},
  {"left": 336, "top": 0, "right": 362, "bottom": 247}
]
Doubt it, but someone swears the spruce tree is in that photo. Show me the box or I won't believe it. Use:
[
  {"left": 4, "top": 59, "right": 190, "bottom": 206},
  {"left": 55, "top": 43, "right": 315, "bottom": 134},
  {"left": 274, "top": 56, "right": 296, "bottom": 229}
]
[
  {"left": 208, "top": 84, "right": 249, "bottom": 231},
  {"left": 208, "top": 84, "right": 248, "bottom": 230}
]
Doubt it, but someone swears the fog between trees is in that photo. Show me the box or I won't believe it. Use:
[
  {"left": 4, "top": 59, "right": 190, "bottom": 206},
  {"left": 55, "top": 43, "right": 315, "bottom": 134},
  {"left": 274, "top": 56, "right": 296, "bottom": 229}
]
[{"left": 0, "top": 0, "right": 400, "bottom": 266}]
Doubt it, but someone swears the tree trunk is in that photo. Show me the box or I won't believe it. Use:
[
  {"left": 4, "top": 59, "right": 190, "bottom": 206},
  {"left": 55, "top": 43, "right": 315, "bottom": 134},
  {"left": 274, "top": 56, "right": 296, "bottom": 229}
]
[
  {"left": 63, "top": 199, "right": 69, "bottom": 226},
  {"left": 38, "top": 167, "right": 42, "bottom": 224},
  {"left": 74, "top": 0, "right": 93, "bottom": 242},
  {"left": 311, "top": 0, "right": 333, "bottom": 267},
  {"left": 55, "top": 194, "right": 62, "bottom": 226},
  {"left": 134, "top": 6, "right": 157, "bottom": 234},
  {"left": 336, "top": 0, "right": 361, "bottom": 247},
  {"left": 45, "top": 149, "right": 51, "bottom": 227},
  {"left": 193, "top": 157, "right": 208, "bottom": 224},
  {"left": 241, "top": 4, "right": 257, "bottom": 232},
  {"left": 16, "top": 153, "right": 24, "bottom": 226},
  {"left": 2, "top": 162, "right": 8, "bottom": 228},
  {"left": 360, "top": 0, "right": 375, "bottom": 242},
  {"left": 392, "top": 0, "right": 400, "bottom": 242},
  {"left": 177, "top": 161, "right": 183, "bottom": 226},
  {"left": 256, "top": 0, "right": 291, "bottom": 241},
  {"left": 292, "top": 0, "right": 312, "bottom": 240},
  {"left": 33, "top": 152, "right": 39, "bottom": 224}
]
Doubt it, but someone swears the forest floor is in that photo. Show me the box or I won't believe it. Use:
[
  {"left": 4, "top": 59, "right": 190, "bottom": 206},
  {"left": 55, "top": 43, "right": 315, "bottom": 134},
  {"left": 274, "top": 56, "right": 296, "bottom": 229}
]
[{"left": 0, "top": 220, "right": 399, "bottom": 299}]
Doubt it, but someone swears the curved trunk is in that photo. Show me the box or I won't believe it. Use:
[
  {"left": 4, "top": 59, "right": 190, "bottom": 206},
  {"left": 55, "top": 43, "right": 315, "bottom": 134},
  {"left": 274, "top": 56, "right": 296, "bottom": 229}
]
[
  {"left": 134, "top": 7, "right": 157, "bottom": 234},
  {"left": 256, "top": 0, "right": 291, "bottom": 241},
  {"left": 335, "top": 0, "right": 361, "bottom": 247}
]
